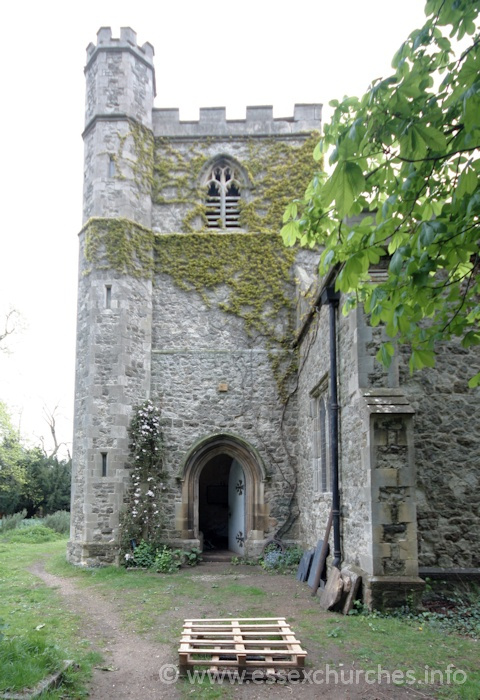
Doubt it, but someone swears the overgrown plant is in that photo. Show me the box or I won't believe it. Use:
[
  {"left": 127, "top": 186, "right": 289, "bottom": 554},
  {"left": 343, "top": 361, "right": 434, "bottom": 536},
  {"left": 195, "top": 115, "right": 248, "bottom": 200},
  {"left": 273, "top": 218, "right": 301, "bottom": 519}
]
[
  {"left": 124, "top": 541, "right": 202, "bottom": 572},
  {"left": 42, "top": 510, "right": 70, "bottom": 534},
  {"left": 349, "top": 585, "right": 480, "bottom": 640},
  {"left": 282, "top": 0, "right": 480, "bottom": 387},
  {"left": 153, "top": 545, "right": 183, "bottom": 573},
  {"left": 0, "top": 510, "right": 27, "bottom": 531},
  {"left": 1, "top": 525, "right": 62, "bottom": 544},
  {"left": 261, "top": 543, "right": 303, "bottom": 573},
  {"left": 119, "top": 400, "right": 166, "bottom": 561}
]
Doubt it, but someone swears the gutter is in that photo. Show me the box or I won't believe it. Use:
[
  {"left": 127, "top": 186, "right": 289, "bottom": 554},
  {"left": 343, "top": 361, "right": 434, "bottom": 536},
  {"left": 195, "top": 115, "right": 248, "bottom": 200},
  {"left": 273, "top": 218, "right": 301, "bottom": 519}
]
[{"left": 321, "top": 286, "right": 342, "bottom": 569}]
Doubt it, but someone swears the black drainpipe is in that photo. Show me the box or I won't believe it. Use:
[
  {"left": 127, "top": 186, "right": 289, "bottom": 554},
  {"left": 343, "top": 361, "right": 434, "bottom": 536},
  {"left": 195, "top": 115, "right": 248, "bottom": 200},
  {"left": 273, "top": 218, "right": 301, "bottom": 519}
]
[{"left": 320, "top": 286, "right": 341, "bottom": 569}]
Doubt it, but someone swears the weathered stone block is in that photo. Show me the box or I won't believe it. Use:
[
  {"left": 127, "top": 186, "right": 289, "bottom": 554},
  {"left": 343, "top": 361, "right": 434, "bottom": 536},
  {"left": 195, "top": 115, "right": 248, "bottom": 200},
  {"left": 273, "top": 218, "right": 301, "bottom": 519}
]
[{"left": 375, "top": 468, "right": 399, "bottom": 487}]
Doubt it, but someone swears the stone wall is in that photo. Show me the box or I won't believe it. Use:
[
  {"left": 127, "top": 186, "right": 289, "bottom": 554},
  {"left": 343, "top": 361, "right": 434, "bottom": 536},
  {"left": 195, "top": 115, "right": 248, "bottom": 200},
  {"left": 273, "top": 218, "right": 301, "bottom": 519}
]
[
  {"left": 70, "top": 28, "right": 321, "bottom": 563},
  {"left": 69, "top": 231, "right": 153, "bottom": 564},
  {"left": 149, "top": 266, "right": 298, "bottom": 543},
  {"left": 295, "top": 291, "right": 377, "bottom": 570},
  {"left": 295, "top": 291, "right": 421, "bottom": 595},
  {"left": 295, "top": 296, "right": 334, "bottom": 551},
  {"left": 401, "top": 341, "right": 480, "bottom": 568},
  {"left": 337, "top": 307, "right": 373, "bottom": 572}
]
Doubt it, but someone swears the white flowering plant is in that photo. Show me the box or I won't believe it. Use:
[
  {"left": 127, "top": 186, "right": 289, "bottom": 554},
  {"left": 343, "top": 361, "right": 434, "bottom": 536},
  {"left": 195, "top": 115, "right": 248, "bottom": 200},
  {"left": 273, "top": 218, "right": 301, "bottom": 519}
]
[{"left": 119, "top": 399, "right": 167, "bottom": 560}]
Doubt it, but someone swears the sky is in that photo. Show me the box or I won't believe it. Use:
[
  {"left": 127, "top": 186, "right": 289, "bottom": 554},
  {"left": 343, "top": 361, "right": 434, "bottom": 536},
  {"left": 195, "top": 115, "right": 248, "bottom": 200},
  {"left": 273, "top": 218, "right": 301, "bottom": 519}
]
[{"left": 0, "top": 0, "right": 428, "bottom": 457}]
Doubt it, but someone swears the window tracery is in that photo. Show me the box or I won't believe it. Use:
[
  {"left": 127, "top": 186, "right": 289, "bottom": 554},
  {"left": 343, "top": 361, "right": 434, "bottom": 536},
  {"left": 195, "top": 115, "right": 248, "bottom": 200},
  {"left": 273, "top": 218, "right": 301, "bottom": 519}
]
[{"left": 205, "top": 160, "right": 241, "bottom": 229}]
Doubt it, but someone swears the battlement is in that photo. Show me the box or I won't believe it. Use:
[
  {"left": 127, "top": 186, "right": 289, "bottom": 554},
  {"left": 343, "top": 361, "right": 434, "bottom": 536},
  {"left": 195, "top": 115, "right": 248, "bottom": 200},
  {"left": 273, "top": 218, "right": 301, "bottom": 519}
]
[
  {"left": 86, "top": 27, "right": 155, "bottom": 66},
  {"left": 152, "top": 103, "right": 322, "bottom": 138}
]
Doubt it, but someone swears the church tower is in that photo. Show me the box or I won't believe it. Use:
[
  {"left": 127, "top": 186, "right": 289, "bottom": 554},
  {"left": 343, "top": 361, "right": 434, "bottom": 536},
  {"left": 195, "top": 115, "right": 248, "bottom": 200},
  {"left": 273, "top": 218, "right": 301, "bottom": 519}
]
[
  {"left": 68, "top": 28, "right": 156, "bottom": 564},
  {"left": 68, "top": 27, "right": 322, "bottom": 567}
]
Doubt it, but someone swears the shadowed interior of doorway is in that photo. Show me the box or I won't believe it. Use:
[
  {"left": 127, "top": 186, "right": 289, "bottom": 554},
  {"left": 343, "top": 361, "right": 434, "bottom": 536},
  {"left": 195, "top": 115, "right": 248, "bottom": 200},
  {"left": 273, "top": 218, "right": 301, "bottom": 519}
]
[{"left": 199, "top": 454, "right": 232, "bottom": 552}]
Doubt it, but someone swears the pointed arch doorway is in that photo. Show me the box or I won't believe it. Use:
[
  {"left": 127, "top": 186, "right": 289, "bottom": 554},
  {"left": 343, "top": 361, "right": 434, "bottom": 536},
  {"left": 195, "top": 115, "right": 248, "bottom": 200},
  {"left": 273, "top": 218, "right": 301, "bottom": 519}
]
[
  {"left": 198, "top": 455, "right": 245, "bottom": 554},
  {"left": 176, "top": 433, "right": 268, "bottom": 557}
]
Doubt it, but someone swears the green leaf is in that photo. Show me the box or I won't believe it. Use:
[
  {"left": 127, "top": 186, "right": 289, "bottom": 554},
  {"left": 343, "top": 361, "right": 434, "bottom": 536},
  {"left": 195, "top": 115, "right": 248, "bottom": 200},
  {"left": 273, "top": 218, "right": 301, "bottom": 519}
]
[
  {"left": 461, "top": 331, "right": 480, "bottom": 349},
  {"left": 280, "top": 220, "right": 299, "bottom": 246},
  {"left": 376, "top": 342, "right": 395, "bottom": 368},
  {"left": 455, "top": 166, "right": 477, "bottom": 199},
  {"left": 415, "top": 124, "right": 447, "bottom": 152},
  {"left": 389, "top": 248, "right": 408, "bottom": 275},
  {"left": 321, "top": 248, "right": 335, "bottom": 270},
  {"left": 468, "top": 372, "right": 480, "bottom": 388},
  {"left": 409, "top": 348, "right": 436, "bottom": 373},
  {"left": 464, "top": 92, "right": 480, "bottom": 131},
  {"left": 327, "top": 161, "right": 366, "bottom": 218},
  {"left": 283, "top": 202, "right": 298, "bottom": 223},
  {"left": 400, "top": 125, "right": 428, "bottom": 159},
  {"left": 313, "top": 141, "right": 323, "bottom": 162}
]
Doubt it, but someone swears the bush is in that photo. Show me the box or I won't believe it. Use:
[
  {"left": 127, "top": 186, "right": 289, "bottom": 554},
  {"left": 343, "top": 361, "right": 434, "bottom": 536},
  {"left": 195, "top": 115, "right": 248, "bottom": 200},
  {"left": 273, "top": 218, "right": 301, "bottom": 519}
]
[
  {"left": 261, "top": 544, "right": 303, "bottom": 573},
  {"left": 123, "top": 540, "right": 202, "bottom": 572},
  {"left": 128, "top": 540, "right": 157, "bottom": 568},
  {"left": 2, "top": 525, "right": 62, "bottom": 544},
  {"left": 153, "top": 545, "right": 182, "bottom": 573},
  {"left": 42, "top": 510, "right": 70, "bottom": 535},
  {"left": 0, "top": 510, "right": 27, "bottom": 532},
  {"left": 181, "top": 547, "right": 203, "bottom": 567}
]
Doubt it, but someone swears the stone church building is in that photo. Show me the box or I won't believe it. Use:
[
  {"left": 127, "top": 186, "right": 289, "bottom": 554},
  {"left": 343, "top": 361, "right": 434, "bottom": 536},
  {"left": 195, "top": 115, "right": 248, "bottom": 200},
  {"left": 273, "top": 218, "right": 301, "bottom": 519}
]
[{"left": 68, "top": 28, "right": 480, "bottom": 606}]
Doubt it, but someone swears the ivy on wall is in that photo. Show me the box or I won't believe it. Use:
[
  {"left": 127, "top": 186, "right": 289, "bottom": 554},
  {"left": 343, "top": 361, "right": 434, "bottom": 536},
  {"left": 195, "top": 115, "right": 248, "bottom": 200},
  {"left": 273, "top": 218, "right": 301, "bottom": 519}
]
[
  {"left": 240, "top": 135, "right": 320, "bottom": 232},
  {"left": 83, "top": 217, "right": 154, "bottom": 277},
  {"left": 109, "top": 121, "right": 155, "bottom": 196},
  {"left": 105, "top": 122, "right": 319, "bottom": 234},
  {"left": 82, "top": 219, "right": 297, "bottom": 398},
  {"left": 154, "top": 232, "right": 293, "bottom": 335},
  {"left": 83, "top": 128, "right": 320, "bottom": 399},
  {"left": 152, "top": 133, "right": 320, "bottom": 233}
]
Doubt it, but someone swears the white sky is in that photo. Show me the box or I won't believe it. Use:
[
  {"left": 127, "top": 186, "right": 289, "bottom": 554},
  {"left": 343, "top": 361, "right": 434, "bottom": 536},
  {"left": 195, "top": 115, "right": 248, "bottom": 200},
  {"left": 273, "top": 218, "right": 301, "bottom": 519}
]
[{"left": 0, "top": 0, "right": 427, "bottom": 456}]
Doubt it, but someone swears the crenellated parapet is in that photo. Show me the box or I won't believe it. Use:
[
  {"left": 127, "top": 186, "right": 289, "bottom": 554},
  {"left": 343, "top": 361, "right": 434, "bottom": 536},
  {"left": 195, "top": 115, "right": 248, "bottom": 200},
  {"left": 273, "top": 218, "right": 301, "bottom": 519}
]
[
  {"left": 84, "top": 27, "right": 156, "bottom": 133},
  {"left": 83, "top": 27, "right": 155, "bottom": 227},
  {"left": 86, "top": 26, "right": 155, "bottom": 63},
  {"left": 153, "top": 103, "right": 322, "bottom": 138}
]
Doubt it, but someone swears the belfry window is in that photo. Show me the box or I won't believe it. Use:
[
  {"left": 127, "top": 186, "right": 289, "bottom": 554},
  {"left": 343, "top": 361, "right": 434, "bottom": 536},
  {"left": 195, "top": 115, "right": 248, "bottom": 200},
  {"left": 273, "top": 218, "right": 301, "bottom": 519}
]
[{"left": 205, "top": 161, "right": 241, "bottom": 229}]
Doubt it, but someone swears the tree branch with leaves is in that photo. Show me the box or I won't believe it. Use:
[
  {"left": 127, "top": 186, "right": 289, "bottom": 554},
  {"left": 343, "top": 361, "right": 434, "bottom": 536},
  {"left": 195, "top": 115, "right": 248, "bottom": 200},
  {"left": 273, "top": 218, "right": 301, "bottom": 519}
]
[{"left": 282, "top": 0, "right": 480, "bottom": 387}]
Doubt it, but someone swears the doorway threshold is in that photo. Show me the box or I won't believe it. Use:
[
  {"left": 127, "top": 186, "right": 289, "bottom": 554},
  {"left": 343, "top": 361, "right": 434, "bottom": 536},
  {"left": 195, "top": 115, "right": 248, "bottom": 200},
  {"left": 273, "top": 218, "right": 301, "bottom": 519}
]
[{"left": 202, "top": 550, "right": 238, "bottom": 563}]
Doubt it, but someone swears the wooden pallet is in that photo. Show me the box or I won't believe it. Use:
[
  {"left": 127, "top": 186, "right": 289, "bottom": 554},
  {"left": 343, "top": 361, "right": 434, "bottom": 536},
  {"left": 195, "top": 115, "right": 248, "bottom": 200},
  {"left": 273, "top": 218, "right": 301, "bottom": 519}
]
[{"left": 178, "top": 617, "right": 307, "bottom": 679}]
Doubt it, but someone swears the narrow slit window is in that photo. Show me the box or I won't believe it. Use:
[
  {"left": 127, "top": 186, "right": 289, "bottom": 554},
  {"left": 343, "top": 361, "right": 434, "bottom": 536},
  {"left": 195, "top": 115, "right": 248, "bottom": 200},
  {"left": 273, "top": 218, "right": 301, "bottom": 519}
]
[
  {"left": 108, "top": 156, "right": 116, "bottom": 177},
  {"left": 101, "top": 452, "right": 108, "bottom": 477},
  {"left": 311, "top": 392, "right": 330, "bottom": 493},
  {"left": 319, "top": 399, "right": 328, "bottom": 492},
  {"left": 105, "top": 285, "right": 112, "bottom": 309}
]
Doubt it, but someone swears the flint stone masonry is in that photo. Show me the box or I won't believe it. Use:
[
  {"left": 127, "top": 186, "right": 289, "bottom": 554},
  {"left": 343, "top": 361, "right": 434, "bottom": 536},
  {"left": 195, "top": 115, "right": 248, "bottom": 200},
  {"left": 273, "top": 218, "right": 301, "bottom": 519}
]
[{"left": 70, "top": 28, "right": 480, "bottom": 607}]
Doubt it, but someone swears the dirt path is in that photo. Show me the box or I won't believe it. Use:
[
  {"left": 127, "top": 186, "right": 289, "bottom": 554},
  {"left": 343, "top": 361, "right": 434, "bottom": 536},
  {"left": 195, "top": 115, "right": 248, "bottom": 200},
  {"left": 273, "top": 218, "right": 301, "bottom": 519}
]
[
  {"left": 30, "top": 560, "right": 177, "bottom": 699},
  {"left": 30, "top": 560, "right": 432, "bottom": 700}
]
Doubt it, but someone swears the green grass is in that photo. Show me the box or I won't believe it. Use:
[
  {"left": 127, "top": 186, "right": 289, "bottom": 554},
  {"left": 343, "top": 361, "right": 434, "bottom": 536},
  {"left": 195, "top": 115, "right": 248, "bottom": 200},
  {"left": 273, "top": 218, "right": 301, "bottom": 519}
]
[
  {"left": 298, "top": 608, "right": 480, "bottom": 699},
  {"left": 46, "top": 555, "right": 480, "bottom": 699},
  {"left": 0, "top": 539, "right": 100, "bottom": 697},
  {"left": 0, "top": 635, "right": 63, "bottom": 691},
  {"left": 1, "top": 540, "right": 479, "bottom": 699},
  {"left": 1, "top": 525, "right": 63, "bottom": 544}
]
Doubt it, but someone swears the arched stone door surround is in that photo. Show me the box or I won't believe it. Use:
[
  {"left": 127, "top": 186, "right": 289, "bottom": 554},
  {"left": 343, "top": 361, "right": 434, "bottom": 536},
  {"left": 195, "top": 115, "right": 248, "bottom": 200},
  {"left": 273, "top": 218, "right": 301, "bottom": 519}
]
[{"left": 176, "top": 433, "right": 268, "bottom": 555}]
